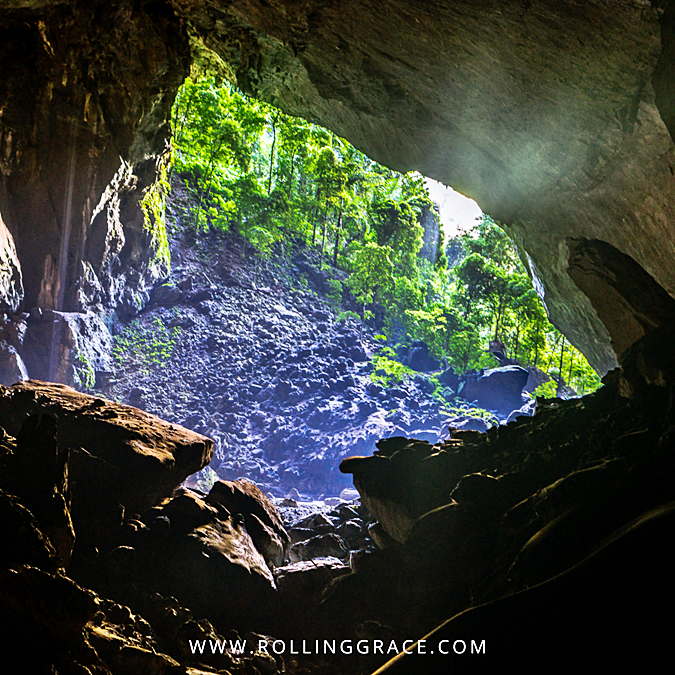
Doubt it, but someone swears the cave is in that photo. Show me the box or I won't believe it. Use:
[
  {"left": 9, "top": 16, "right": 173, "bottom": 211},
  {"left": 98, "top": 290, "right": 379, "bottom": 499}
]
[{"left": 2, "top": 1, "right": 675, "bottom": 673}]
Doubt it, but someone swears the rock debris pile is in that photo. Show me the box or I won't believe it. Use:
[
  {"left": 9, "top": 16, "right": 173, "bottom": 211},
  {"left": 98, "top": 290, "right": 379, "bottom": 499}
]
[{"left": 106, "top": 228, "right": 534, "bottom": 500}]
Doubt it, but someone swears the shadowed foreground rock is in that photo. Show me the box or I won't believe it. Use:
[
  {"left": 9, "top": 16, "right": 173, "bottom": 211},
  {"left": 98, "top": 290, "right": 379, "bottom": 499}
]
[
  {"left": 0, "top": 380, "right": 213, "bottom": 521},
  {"left": 0, "top": 384, "right": 295, "bottom": 674},
  {"left": 6, "top": 249, "right": 675, "bottom": 672},
  {"left": 328, "top": 258, "right": 675, "bottom": 670}
]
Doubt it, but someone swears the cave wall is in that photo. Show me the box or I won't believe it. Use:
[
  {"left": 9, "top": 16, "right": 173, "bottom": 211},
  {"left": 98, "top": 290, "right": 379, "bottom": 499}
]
[
  {"left": 0, "top": 0, "right": 189, "bottom": 315},
  {"left": 176, "top": 0, "right": 675, "bottom": 374},
  {"left": 1, "top": 0, "right": 675, "bottom": 374}
]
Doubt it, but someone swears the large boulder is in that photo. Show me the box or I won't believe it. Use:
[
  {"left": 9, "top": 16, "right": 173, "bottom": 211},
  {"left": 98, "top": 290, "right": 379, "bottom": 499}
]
[
  {"left": 437, "top": 366, "right": 459, "bottom": 390},
  {"left": 460, "top": 365, "right": 529, "bottom": 416},
  {"left": 0, "top": 381, "right": 213, "bottom": 541},
  {"left": 406, "top": 342, "right": 440, "bottom": 373},
  {"left": 141, "top": 491, "right": 279, "bottom": 631},
  {"left": 206, "top": 479, "right": 290, "bottom": 568}
]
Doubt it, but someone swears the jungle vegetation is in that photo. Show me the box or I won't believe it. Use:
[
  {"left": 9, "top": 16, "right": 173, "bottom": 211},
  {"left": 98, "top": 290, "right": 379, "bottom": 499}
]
[{"left": 169, "top": 77, "right": 601, "bottom": 396}]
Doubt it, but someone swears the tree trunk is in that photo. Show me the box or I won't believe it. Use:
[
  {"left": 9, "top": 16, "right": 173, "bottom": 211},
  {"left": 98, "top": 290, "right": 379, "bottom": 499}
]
[
  {"left": 286, "top": 148, "right": 297, "bottom": 198},
  {"left": 319, "top": 209, "right": 330, "bottom": 269},
  {"left": 267, "top": 112, "right": 280, "bottom": 195},
  {"left": 311, "top": 187, "right": 321, "bottom": 246},
  {"left": 556, "top": 336, "right": 566, "bottom": 396},
  {"left": 514, "top": 322, "right": 520, "bottom": 362},
  {"left": 333, "top": 206, "right": 343, "bottom": 267}
]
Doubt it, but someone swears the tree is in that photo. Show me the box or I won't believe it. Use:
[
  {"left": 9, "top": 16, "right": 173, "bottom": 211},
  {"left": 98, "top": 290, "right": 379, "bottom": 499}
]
[
  {"left": 346, "top": 243, "right": 394, "bottom": 329},
  {"left": 169, "top": 77, "right": 601, "bottom": 396}
]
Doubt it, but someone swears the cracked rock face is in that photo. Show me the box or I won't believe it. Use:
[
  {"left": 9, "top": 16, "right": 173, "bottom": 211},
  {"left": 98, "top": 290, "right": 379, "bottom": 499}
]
[
  {"left": 0, "top": 0, "right": 189, "bottom": 314},
  {"left": 2, "top": 0, "right": 675, "bottom": 372}
]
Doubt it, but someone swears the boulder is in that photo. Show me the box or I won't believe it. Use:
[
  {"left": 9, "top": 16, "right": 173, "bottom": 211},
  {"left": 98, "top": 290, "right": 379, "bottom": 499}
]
[
  {"left": 275, "top": 557, "right": 350, "bottom": 612},
  {"left": 0, "top": 565, "right": 98, "bottom": 672},
  {"left": 1, "top": 414, "right": 75, "bottom": 565},
  {"left": 460, "top": 365, "right": 529, "bottom": 415},
  {"left": 524, "top": 366, "right": 551, "bottom": 394},
  {"left": 22, "top": 310, "right": 113, "bottom": 390},
  {"left": 448, "top": 416, "right": 490, "bottom": 434},
  {"left": 207, "top": 479, "right": 290, "bottom": 568},
  {"left": 505, "top": 399, "right": 537, "bottom": 425},
  {"left": 406, "top": 342, "right": 440, "bottom": 372},
  {"left": 143, "top": 493, "right": 279, "bottom": 630},
  {"left": 0, "top": 340, "right": 28, "bottom": 386},
  {"left": 289, "top": 533, "right": 349, "bottom": 562},
  {"left": 151, "top": 283, "right": 182, "bottom": 307},
  {"left": 437, "top": 366, "right": 459, "bottom": 390},
  {"left": 0, "top": 490, "right": 61, "bottom": 573},
  {"left": 0, "top": 381, "right": 213, "bottom": 541}
]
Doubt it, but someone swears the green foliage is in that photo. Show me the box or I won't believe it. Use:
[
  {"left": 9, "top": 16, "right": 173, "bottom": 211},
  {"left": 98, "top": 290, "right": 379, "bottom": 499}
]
[
  {"left": 443, "top": 404, "right": 499, "bottom": 427},
  {"left": 338, "top": 310, "right": 361, "bottom": 322},
  {"left": 533, "top": 380, "right": 558, "bottom": 399},
  {"left": 141, "top": 154, "right": 172, "bottom": 271},
  {"left": 370, "top": 351, "right": 415, "bottom": 387},
  {"left": 113, "top": 316, "right": 181, "bottom": 376},
  {"left": 73, "top": 352, "right": 96, "bottom": 391},
  {"left": 327, "top": 278, "right": 343, "bottom": 308},
  {"left": 170, "top": 77, "right": 600, "bottom": 398},
  {"left": 346, "top": 243, "right": 394, "bottom": 316}
]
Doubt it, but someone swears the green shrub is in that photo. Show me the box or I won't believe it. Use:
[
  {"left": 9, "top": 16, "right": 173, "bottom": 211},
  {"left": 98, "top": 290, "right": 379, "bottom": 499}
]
[
  {"left": 370, "top": 351, "right": 415, "bottom": 387},
  {"left": 113, "top": 316, "right": 181, "bottom": 376}
]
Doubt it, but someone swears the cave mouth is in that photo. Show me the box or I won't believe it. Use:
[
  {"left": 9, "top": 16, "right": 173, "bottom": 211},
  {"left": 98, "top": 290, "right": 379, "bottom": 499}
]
[
  {"left": 91, "top": 75, "right": 602, "bottom": 504},
  {"left": 3, "top": 2, "right": 675, "bottom": 672}
]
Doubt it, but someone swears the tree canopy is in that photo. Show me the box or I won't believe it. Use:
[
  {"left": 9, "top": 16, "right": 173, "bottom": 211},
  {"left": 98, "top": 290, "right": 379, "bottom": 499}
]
[{"left": 169, "top": 76, "right": 601, "bottom": 396}]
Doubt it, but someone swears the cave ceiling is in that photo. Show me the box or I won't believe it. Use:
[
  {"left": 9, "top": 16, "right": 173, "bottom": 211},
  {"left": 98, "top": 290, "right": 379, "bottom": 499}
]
[{"left": 1, "top": 0, "right": 675, "bottom": 374}]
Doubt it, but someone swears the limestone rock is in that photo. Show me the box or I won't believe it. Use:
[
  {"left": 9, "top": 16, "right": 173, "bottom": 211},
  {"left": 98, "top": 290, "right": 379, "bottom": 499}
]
[
  {"left": 0, "top": 0, "right": 188, "bottom": 316},
  {"left": 523, "top": 366, "right": 551, "bottom": 394},
  {"left": 275, "top": 557, "right": 350, "bottom": 610},
  {"left": 0, "top": 490, "right": 60, "bottom": 573},
  {"left": 0, "top": 565, "right": 99, "bottom": 673},
  {"left": 143, "top": 511, "right": 279, "bottom": 630},
  {"left": 459, "top": 366, "right": 529, "bottom": 416},
  {"left": 0, "top": 340, "right": 28, "bottom": 386},
  {"left": 437, "top": 367, "right": 459, "bottom": 391},
  {"left": 567, "top": 238, "right": 675, "bottom": 362},
  {"left": 0, "top": 381, "right": 213, "bottom": 524},
  {"left": 1, "top": 414, "right": 75, "bottom": 565},
  {"left": 2, "top": 1, "right": 675, "bottom": 373},
  {"left": 207, "top": 479, "right": 290, "bottom": 568},
  {"left": 289, "top": 533, "right": 349, "bottom": 563},
  {"left": 373, "top": 502, "right": 675, "bottom": 672},
  {"left": 0, "top": 213, "right": 22, "bottom": 313},
  {"left": 405, "top": 341, "right": 440, "bottom": 373},
  {"left": 23, "top": 309, "right": 112, "bottom": 389}
]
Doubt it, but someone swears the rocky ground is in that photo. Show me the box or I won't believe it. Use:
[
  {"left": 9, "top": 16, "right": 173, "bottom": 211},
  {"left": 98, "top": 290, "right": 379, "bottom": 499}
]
[
  {"left": 3, "top": 314, "right": 675, "bottom": 674},
  {"left": 104, "top": 183, "right": 531, "bottom": 501}
]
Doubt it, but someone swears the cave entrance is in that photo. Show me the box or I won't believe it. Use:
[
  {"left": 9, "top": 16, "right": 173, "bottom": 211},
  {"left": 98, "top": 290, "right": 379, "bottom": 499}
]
[{"left": 106, "top": 75, "right": 601, "bottom": 503}]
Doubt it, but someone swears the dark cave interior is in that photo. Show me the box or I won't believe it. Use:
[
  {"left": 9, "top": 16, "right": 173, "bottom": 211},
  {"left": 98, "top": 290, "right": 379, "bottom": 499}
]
[{"left": 2, "top": 1, "right": 675, "bottom": 673}]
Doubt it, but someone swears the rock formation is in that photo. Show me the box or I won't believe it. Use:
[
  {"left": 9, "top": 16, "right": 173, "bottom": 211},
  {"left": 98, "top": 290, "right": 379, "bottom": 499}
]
[{"left": 0, "top": 0, "right": 189, "bottom": 316}]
